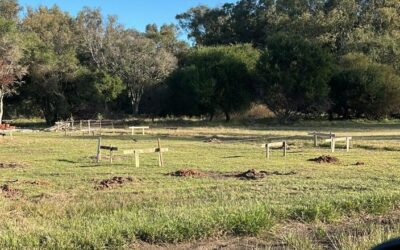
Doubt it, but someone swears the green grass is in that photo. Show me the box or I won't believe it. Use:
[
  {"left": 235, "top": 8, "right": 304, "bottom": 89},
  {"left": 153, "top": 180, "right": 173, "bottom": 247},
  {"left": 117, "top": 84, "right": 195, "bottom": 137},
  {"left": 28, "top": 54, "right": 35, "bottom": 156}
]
[{"left": 1, "top": 121, "right": 400, "bottom": 249}]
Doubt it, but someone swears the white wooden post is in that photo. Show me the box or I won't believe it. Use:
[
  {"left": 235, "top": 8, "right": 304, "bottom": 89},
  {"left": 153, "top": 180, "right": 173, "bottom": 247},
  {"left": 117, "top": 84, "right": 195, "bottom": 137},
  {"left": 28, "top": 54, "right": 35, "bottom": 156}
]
[
  {"left": 158, "top": 138, "right": 164, "bottom": 167},
  {"left": 331, "top": 138, "right": 335, "bottom": 153}
]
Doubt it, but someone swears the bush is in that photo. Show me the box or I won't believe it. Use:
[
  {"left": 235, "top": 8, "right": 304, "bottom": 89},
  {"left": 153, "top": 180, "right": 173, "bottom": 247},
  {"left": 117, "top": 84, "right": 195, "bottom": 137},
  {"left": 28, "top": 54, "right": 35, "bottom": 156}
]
[
  {"left": 330, "top": 54, "right": 400, "bottom": 119},
  {"left": 257, "top": 33, "right": 334, "bottom": 122},
  {"left": 167, "top": 44, "right": 260, "bottom": 121}
]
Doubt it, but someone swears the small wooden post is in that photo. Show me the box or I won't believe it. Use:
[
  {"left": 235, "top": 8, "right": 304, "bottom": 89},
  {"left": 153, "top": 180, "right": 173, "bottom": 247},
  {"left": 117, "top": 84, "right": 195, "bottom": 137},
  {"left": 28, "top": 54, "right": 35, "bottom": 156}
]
[
  {"left": 266, "top": 144, "right": 270, "bottom": 159},
  {"left": 134, "top": 151, "right": 139, "bottom": 168},
  {"left": 314, "top": 135, "right": 318, "bottom": 147},
  {"left": 131, "top": 127, "right": 135, "bottom": 135},
  {"left": 112, "top": 121, "right": 115, "bottom": 134},
  {"left": 88, "top": 120, "right": 91, "bottom": 134},
  {"left": 142, "top": 128, "right": 145, "bottom": 135},
  {"left": 346, "top": 137, "right": 350, "bottom": 152},
  {"left": 283, "top": 141, "right": 287, "bottom": 157},
  {"left": 331, "top": 138, "right": 336, "bottom": 153},
  {"left": 158, "top": 138, "right": 164, "bottom": 167},
  {"left": 109, "top": 146, "right": 113, "bottom": 163},
  {"left": 80, "top": 120, "right": 82, "bottom": 131},
  {"left": 96, "top": 137, "right": 102, "bottom": 163}
]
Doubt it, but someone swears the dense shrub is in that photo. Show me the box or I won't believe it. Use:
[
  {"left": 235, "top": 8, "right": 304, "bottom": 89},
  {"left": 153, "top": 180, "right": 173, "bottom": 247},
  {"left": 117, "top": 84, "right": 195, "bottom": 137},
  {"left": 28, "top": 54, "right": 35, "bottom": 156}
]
[
  {"left": 330, "top": 54, "right": 400, "bottom": 119},
  {"left": 167, "top": 44, "right": 260, "bottom": 121},
  {"left": 257, "top": 33, "right": 334, "bottom": 122}
]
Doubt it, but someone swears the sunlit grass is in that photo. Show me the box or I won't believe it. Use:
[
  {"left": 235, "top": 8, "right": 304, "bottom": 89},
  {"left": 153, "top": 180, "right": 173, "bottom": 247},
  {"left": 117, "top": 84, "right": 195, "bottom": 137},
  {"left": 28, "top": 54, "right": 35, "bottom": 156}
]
[{"left": 1, "top": 121, "right": 400, "bottom": 248}]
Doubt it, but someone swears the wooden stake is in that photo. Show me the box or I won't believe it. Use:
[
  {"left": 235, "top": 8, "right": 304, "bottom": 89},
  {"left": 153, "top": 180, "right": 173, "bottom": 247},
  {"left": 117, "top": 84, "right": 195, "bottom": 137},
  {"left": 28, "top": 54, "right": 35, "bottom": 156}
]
[
  {"left": 314, "top": 135, "right": 318, "bottom": 147},
  {"left": 110, "top": 146, "right": 113, "bottom": 163},
  {"left": 158, "top": 138, "right": 164, "bottom": 167},
  {"left": 331, "top": 138, "right": 335, "bottom": 153},
  {"left": 134, "top": 151, "right": 139, "bottom": 168},
  {"left": 346, "top": 137, "right": 350, "bottom": 152},
  {"left": 96, "top": 137, "right": 102, "bottom": 163},
  {"left": 266, "top": 144, "right": 270, "bottom": 159},
  {"left": 283, "top": 141, "right": 287, "bottom": 157}
]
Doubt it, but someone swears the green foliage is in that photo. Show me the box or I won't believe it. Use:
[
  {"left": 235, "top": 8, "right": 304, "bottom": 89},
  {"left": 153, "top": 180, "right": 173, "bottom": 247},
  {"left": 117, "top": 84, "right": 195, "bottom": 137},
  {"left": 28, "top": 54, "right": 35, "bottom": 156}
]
[
  {"left": 257, "top": 33, "right": 334, "bottom": 121},
  {"left": 93, "top": 71, "right": 124, "bottom": 103},
  {"left": 330, "top": 54, "right": 400, "bottom": 119},
  {"left": 168, "top": 44, "right": 260, "bottom": 121}
]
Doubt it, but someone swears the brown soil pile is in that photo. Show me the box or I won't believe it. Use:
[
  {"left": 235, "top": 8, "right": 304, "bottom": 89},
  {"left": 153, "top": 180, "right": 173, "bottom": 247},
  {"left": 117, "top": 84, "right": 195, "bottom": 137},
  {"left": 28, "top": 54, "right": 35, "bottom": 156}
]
[
  {"left": 169, "top": 169, "right": 208, "bottom": 177},
  {"left": 1, "top": 184, "right": 21, "bottom": 198},
  {"left": 235, "top": 169, "right": 267, "bottom": 180},
  {"left": 0, "top": 162, "right": 23, "bottom": 169},
  {"left": 96, "top": 176, "right": 134, "bottom": 190},
  {"left": 354, "top": 161, "right": 365, "bottom": 166},
  {"left": 204, "top": 138, "right": 222, "bottom": 143},
  {"left": 309, "top": 155, "right": 339, "bottom": 164}
]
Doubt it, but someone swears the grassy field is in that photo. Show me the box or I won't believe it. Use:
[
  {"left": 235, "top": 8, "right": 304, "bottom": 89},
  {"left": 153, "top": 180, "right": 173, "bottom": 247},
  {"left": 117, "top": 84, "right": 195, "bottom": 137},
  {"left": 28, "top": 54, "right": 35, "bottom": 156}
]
[{"left": 1, "top": 120, "right": 400, "bottom": 249}]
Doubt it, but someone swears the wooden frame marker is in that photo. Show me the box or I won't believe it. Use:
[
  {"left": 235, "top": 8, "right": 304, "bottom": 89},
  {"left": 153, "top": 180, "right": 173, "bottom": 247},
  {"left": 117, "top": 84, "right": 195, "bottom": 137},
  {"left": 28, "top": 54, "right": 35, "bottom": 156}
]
[
  {"left": 323, "top": 137, "right": 352, "bottom": 153},
  {"left": 96, "top": 137, "right": 119, "bottom": 163},
  {"left": 308, "top": 132, "right": 335, "bottom": 147},
  {"left": 123, "top": 138, "right": 168, "bottom": 167},
  {"left": 129, "top": 126, "right": 149, "bottom": 135},
  {"left": 261, "top": 141, "right": 287, "bottom": 159}
]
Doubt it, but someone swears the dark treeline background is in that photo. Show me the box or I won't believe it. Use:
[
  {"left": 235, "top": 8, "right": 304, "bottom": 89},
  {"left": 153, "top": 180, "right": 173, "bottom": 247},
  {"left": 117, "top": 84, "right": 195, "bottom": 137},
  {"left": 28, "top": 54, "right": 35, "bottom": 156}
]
[{"left": 0, "top": 0, "right": 399, "bottom": 124}]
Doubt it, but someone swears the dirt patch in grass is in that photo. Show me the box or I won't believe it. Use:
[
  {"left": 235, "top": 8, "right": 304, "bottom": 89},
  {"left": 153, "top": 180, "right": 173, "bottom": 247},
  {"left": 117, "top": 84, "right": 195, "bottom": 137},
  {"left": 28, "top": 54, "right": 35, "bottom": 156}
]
[
  {"left": 234, "top": 169, "right": 268, "bottom": 180},
  {"left": 169, "top": 169, "right": 208, "bottom": 177},
  {"left": 230, "top": 169, "right": 297, "bottom": 180},
  {"left": 309, "top": 155, "right": 339, "bottom": 164},
  {"left": 168, "top": 169, "right": 296, "bottom": 180},
  {"left": 1, "top": 184, "right": 22, "bottom": 198},
  {"left": 22, "top": 180, "right": 50, "bottom": 185},
  {"left": 95, "top": 176, "right": 134, "bottom": 190},
  {"left": 354, "top": 161, "right": 365, "bottom": 166},
  {"left": 0, "top": 162, "right": 25, "bottom": 169},
  {"left": 204, "top": 138, "right": 223, "bottom": 143}
]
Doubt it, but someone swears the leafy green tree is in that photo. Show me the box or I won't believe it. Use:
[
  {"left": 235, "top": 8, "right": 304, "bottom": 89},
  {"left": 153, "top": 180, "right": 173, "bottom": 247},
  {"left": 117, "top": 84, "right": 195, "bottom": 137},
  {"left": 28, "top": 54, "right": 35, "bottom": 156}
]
[
  {"left": 257, "top": 33, "right": 334, "bottom": 121},
  {"left": 330, "top": 53, "right": 400, "bottom": 119},
  {"left": 168, "top": 44, "right": 260, "bottom": 121},
  {"left": 93, "top": 71, "right": 124, "bottom": 113},
  {"left": 22, "top": 6, "right": 80, "bottom": 124},
  {"left": 0, "top": 3, "right": 27, "bottom": 124},
  {"left": 145, "top": 23, "right": 189, "bottom": 57}
]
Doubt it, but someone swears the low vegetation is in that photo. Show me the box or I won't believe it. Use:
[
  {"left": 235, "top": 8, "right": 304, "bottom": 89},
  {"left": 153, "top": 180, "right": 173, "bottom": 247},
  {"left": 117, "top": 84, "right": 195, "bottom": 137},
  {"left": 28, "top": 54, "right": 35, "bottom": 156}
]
[{"left": 0, "top": 120, "right": 400, "bottom": 248}]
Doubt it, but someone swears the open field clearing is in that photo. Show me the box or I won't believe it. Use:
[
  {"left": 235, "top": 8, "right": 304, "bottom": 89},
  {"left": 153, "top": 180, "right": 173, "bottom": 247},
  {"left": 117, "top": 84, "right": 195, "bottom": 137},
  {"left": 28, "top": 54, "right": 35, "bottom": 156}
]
[{"left": 1, "top": 121, "right": 400, "bottom": 249}]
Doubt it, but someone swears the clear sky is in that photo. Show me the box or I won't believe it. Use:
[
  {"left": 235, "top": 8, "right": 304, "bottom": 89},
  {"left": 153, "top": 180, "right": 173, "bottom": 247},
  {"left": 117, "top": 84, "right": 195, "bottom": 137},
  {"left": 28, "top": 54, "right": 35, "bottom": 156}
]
[{"left": 18, "top": 0, "right": 237, "bottom": 39}]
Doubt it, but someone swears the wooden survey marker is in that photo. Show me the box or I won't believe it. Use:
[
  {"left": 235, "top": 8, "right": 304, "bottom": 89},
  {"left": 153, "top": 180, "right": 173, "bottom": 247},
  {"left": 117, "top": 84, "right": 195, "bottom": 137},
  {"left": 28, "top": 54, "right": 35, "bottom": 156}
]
[
  {"left": 308, "top": 132, "right": 335, "bottom": 147},
  {"left": 123, "top": 138, "right": 168, "bottom": 167},
  {"left": 261, "top": 141, "right": 287, "bottom": 159},
  {"left": 96, "top": 137, "right": 118, "bottom": 163},
  {"left": 324, "top": 137, "right": 352, "bottom": 153}
]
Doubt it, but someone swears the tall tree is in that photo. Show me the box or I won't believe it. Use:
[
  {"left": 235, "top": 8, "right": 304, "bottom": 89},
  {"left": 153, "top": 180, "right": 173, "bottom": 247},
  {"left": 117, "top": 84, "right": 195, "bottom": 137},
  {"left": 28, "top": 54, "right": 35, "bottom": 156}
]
[
  {"left": 22, "top": 6, "right": 79, "bottom": 124},
  {"left": 168, "top": 44, "right": 259, "bottom": 121},
  {"left": 257, "top": 33, "right": 334, "bottom": 121},
  {"left": 0, "top": 3, "right": 26, "bottom": 124}
]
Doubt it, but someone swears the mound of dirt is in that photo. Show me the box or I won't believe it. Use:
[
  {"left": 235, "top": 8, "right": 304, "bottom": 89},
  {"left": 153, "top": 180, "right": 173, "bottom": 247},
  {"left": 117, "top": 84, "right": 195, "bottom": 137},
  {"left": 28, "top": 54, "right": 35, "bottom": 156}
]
[
  {"left": 309, "top": 155, "right": 339, "bottom": 164},
  {"left": 0, "top": 162, "right": 22, "bottom": 169},
  {"left": 354, "top": 161, "right": 365, "bottom": 166},
  {"left": 96, "top": 176, "right": 134, "bottom": 190},
  {"left": 204, "top": 137, "right": 223, "bottom": 143},
  {"left": 169, "top": 169, "right": 208, "bottom": 177},
  {"left": 1, "top": 184, "right": 21, "bottom": 198},
  {"left": 235, "top": 169, "right": 267, "bottom": 180}
]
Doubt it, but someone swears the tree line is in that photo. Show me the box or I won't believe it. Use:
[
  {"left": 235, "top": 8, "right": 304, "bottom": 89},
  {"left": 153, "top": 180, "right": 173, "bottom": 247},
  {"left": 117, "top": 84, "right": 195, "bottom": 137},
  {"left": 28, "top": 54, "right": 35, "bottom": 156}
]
[{"left": 1, "top": 0, "right": 400, "bottom": 124}]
